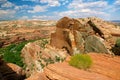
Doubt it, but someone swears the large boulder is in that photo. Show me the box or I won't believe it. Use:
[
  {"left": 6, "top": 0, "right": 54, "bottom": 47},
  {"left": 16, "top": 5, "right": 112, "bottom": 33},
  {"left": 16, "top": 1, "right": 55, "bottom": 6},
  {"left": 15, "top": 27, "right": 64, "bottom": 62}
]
[
  {"left": 85, "top": 35, "right": 110, "bottom": 53},
  {"left": 50, "top": 28, "right": 73, "bottom": 55},
  {"left": 50, "top": 17, "right": 83, "bottom": 55},
  {"left": 56, "top": 17, "right": 82, "bottom": 30}
]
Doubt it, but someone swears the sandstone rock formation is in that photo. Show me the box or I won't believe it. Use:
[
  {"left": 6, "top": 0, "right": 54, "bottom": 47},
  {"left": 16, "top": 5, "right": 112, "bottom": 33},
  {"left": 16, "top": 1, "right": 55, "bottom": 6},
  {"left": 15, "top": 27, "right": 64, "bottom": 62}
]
[
  {"left": 25, "top": 72, "right": 48, "bottom": 80},
  {"left": 44, "top": 53, "right": 120, "bottom": 80},
  {"left": 21, "top": 17, "right": 120, "bottom": 80},
  {"left": 50, "top": 17, "right": 82, "bottom": 55},
  {"left": 21, "top": 40, "right": 67, "bottom": 77},
  {"left": 84, "top": 35, "right": 109, "bottom": 53},
  {"left": 0, "top": 58, "right": 25, "bottom": 80},
  {"left": 21, "top": 42, "right": 42, "bottom": 77},
  {"left": 50, "top": 17, "right": 120, "bottom": 55}
]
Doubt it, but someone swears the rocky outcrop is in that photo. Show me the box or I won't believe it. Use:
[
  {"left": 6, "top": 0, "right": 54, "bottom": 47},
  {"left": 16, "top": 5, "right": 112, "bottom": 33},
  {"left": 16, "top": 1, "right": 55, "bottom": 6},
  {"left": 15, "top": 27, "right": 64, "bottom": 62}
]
[
  {"left": 20, "top": 17, "right": 120, "bottom": 79},
  {"left": 44, "top": 53, "right": 120, "bottom": 80},
  {"left": 25, "top": 72, "right": 48, "bottom": 80},
  {"left": 85, "top": 35, "right": 109, "bottom": 53},
  {"left": 50, "top": 17, "right": 82, "bottom": 55},
  {"left": 44, "top": 63, "right": 113, "bottom": 80},
  {"left": 50, "top": 17, "right": 120, "bottom": 55},
  {"left": 21, "top": 42, "right": 42, "bottom": 77},
  {"left": 0, "top": 58, "right": 25, "bottom": 80},
  {"left": 88, "top": 20, "right": 104, "bottom": 39},
  {"left": 21, "top": 41, "right": 67, "bottom": 77}
]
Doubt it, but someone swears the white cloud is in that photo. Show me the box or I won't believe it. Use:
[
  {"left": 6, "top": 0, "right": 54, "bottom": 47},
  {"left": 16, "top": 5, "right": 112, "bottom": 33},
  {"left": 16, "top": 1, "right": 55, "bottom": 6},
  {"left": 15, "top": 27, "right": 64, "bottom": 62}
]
[
  {"left": 19, "top": 16, "right": 29, "bottom": 20},
  {"left": 0, "top": 9, "right": 16, "bottom": 19},
  {"left": 31, "top": 8, "right": 110, "bottom": 20},
  {"left": 40, "top": 0, "right": 60, "bottom": 7},
  {"left": 1, "top": 1, "right": 14, "bottom": 8},
  {"left": 55, "top": 9, "right": 109, "bottom": 20},
  {"left": 22, "top": 0, "right": 39, "bottom": 2},
  {"left": 61, "top": 0, "right": 69, "bottom": 5},
  {"left": 68, "top": 0, "right": 108, "bottom": 9},
  {"left": 114, "top": 0, "right": 120, "bottom": 5},
  {"left": 32, "top": 15, "right": 55, "bottom": 20},
  {"left": 14, "top": 5, "right": 30, "bottom": 10},
  {"left": 28, "top": 5, "right": 46, "bottom": 13},
  {"left": 61, "top": 0, "right": 110, "bottom": 20},
  {"left": 0, "top": 0, "right": 7, "bottom": 3},
  {"left": 22, "top": 0, "right": 61, "bottom": 7}
]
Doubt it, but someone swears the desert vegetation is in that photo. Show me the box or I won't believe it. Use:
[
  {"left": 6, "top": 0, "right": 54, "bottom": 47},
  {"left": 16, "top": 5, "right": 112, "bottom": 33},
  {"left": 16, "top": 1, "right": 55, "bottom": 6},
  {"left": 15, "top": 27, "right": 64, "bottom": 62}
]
[
  {"left": 69, "top": 54, "right": 92, "bottom": 70},
  {"left": 111, "top": 38, "right": 120, "bottom": 55},
  {"left": 0, "top": 39, "right": 40, "bottom": 67}
]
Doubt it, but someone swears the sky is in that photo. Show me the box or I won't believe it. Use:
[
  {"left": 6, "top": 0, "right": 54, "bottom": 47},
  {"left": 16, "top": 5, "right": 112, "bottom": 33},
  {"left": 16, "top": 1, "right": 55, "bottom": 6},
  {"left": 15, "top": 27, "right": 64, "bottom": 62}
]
[{"left": 0, "top": 0, "right": 120, "bottom": 20}]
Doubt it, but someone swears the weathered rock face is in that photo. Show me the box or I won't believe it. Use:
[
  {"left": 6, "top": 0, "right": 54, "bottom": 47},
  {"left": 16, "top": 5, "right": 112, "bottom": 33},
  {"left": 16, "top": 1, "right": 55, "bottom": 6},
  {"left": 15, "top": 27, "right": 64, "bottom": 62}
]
[
  {"left": 0, "top": 58, "right": 25, "bottom": 80},
  {"left": 25, "top": 72, "right": 48, "bottom": 80},
  {"left": 50, "top": 28, "right": 73, "bottom": 55},
  {"left": 21, "top": 41, "right": 67, "bottom": 77},
  {"left": 85, "top": 35, "right": 109, "bottom": 53},
  {"left": 43, "top": 53, "right": 120, "bottom": 80},
  {"left": 21, "top": 42, "right": 43, "bottom": 77},
  {"left": 50, "top": 17, "right": 83, "bottom": 55},
  {"left": 44, "top": 63, "right": 113, "bottom": 80},
  {"left": 50, "top": 17, "right": 120, "bottom": 55}
]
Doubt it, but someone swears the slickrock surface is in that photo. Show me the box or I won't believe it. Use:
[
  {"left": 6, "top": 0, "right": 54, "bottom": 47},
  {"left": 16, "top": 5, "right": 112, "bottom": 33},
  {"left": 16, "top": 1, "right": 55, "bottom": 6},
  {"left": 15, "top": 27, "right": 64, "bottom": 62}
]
[{"left": 44, "top": 53, "right": 120, "bottom": 80}]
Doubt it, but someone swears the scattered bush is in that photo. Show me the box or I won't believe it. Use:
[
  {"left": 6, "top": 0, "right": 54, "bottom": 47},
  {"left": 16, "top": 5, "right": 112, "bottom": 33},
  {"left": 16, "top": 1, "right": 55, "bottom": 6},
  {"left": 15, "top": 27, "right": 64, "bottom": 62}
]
[
  {"left": 111, "top": 38, "right": 120, "bottom": 55},
  {"left": 40, "top": 39, "right": 48, "bottom": 48},
  {"left": 69, "top": 54, "right": 92, "bottom": 70},
  {"left": 116, "top": 38, "right": 120, "bottom": 47}
]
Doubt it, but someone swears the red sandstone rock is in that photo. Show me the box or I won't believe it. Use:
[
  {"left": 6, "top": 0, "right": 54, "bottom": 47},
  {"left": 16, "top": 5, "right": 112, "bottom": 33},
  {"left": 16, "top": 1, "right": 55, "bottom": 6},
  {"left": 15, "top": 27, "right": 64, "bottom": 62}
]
[
  {"left": 44, "top": 53, "right": 120, "bottom": 80},
  {"left": 26, "top": 72, "right": 48, "bottom": 80}
]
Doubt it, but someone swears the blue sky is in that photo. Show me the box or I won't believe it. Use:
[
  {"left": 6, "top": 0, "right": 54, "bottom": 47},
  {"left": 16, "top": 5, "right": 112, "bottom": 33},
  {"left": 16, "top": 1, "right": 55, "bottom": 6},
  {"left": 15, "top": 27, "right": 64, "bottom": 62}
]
[{"left": 0, "top": 0, "right": 120, "bottom": 20}]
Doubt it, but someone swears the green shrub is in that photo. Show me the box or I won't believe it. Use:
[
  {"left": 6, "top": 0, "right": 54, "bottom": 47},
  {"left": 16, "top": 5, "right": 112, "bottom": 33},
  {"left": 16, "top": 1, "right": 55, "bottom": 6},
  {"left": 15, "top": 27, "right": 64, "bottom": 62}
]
[
  {"left": 0, "top": 38, "right": 48, "bottom": 67},
  {"left": 0, "top": 40, "right": 34, "bottom": 67},
  {"left": 69, "top": 54, "right": 92, "bottom": 70},
  {"left": 116, "top": 38, "right": 120, "bottom": 47},
  {"left": 111, "top": 38, "right": 120, "bottom": 55}
]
